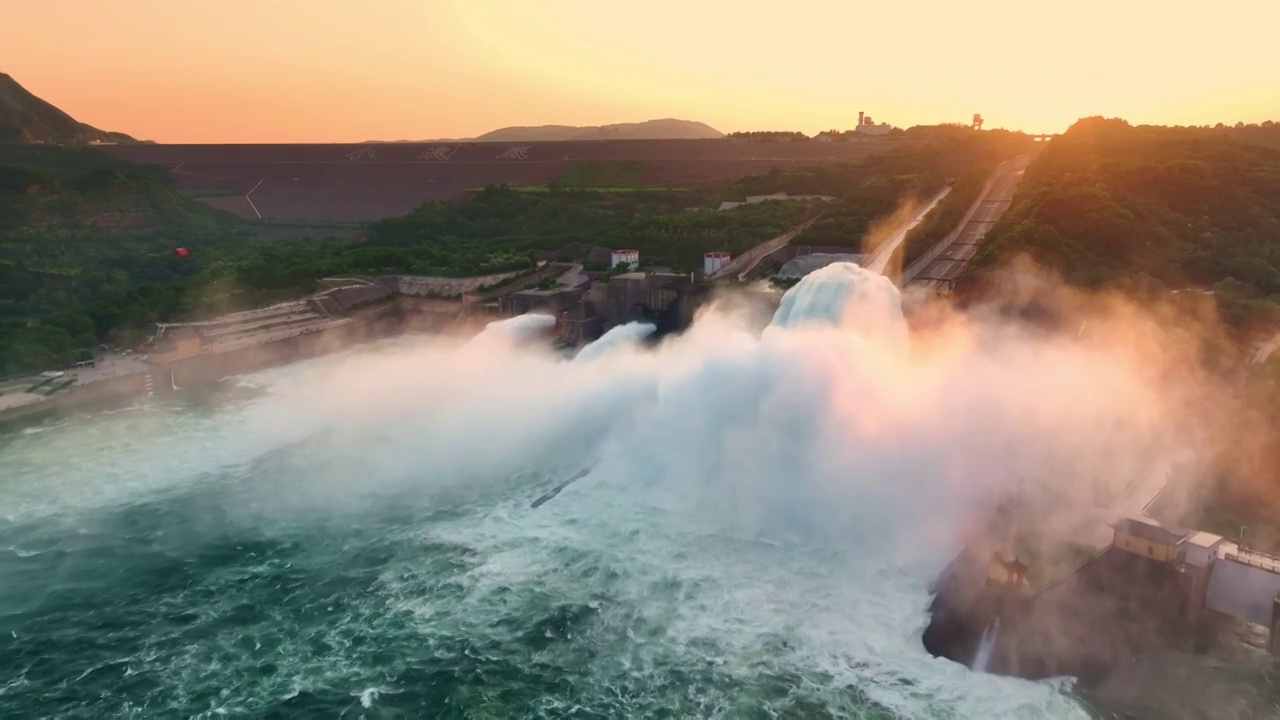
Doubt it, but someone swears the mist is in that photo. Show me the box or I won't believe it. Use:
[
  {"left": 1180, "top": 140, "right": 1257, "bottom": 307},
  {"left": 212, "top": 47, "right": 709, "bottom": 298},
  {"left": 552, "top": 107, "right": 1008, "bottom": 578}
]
[
  {"left": 233, "top": 269, "right": 1218, "bottom": 543},
  {"left": 2, "top": 260, "right": 1235, "bottom": 718},
  {"left": 9, "top": 261, "right": 1218, "bottom": 549}
]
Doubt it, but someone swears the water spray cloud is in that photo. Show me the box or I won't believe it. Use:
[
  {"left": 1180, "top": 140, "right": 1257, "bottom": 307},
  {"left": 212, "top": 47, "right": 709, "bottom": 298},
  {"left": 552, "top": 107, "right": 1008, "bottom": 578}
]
[{"left": 1, "top": 261, "right": 1219, "bottom": 718}]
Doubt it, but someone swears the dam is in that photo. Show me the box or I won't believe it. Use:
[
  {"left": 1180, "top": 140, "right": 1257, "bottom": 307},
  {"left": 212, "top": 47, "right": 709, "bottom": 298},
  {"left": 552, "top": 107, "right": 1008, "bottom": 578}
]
[
  {"left": 924, "top": 511, "right": 1280, "bottom": 684},
  {"left": 3, "top": 262, "right": 1113, "bottom": 718}
]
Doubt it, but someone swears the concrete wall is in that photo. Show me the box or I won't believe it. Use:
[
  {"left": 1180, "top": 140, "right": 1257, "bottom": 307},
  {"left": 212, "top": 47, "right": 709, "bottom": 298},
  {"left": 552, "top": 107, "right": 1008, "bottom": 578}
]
[
  {"left": 1205, "top": 558, "right": 1280, "bottom": 626},
  {"left": 387, "top": 271, "right": 525, "bottom": 298}
]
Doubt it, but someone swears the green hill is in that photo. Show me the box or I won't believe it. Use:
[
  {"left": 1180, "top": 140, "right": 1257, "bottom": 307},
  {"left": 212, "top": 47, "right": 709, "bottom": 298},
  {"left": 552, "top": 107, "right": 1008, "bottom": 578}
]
[
  {"left": 973, "top": 117, "right": 1280, "bottom": 331},
  {"left": 0, "top": 145, "right": 229, "bottom": 231},
  {"left": 0, "top": 72, "right": 142, "bottom": 145}
]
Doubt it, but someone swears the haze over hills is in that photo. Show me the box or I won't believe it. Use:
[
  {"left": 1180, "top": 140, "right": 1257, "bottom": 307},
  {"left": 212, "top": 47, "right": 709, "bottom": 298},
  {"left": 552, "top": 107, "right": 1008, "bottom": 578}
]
[
  {"left": 0, "top": 73, "right": 143, "bottom": 145},
  {"left": 367, "top": 118, "right": 723, "bottom": 144}
]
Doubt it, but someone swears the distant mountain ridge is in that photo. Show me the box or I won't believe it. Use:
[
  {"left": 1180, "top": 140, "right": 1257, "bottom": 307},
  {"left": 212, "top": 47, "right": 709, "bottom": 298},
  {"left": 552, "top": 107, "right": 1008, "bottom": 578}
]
[
  {"left": 0, "top": 73, "right": 143, "bottom": 145},
  {"left": 367, "top": 118, "right": 723, "bottom": 144}
]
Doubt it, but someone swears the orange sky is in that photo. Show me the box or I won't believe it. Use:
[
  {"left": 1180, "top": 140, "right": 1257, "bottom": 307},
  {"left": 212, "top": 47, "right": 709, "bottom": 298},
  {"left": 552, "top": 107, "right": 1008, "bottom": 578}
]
[{"left": 3, "top": 0, "right": 1277, "bottom": 143}]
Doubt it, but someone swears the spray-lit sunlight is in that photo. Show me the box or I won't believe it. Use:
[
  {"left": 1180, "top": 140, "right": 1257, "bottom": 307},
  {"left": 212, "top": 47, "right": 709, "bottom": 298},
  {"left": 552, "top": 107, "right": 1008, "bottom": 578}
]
[
  {"left": 5, "top": 0, "right": 1277, "bottom": 141},
  {"left": 1, "top": 262, "right": 1216, "bottom": 717}
]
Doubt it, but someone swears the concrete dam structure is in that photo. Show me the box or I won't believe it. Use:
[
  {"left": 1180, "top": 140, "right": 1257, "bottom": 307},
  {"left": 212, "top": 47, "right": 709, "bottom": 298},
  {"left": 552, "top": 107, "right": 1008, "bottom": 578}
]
[{"left": 924, "top": 513, "right": 1280, "bottom": 684}]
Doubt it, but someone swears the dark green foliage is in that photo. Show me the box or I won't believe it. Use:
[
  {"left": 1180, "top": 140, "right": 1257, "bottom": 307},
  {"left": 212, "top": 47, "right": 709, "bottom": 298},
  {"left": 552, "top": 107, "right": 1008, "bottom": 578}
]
[
  {"left": 0, "top": 162, "right": 803, "bottom": 374},
  {"left": 973, "top": 117, "right": 1280, "bottom": 331},
  {"left": 368, "top": 185, "right": 804, "bottom": 272},
  {"left": 1, "top": 130, "right": 1021, "bottom": 375}
]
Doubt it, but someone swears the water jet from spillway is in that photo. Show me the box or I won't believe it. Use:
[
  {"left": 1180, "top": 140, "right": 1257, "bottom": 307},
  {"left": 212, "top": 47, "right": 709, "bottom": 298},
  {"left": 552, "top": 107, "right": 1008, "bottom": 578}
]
[
  {"left": 972, "top": 617, "right": 1000, "bottom": 673},
  {"left": 768, "top": 262, "right": 909, "bottom": 359},
  {"left": 573, "top": 322, "right": 656, "bottom": 364},
  {"left": 0, "top": 252, "right": 1200, "bottom": 720},
  {"left": 468, "top": 313, "right": 556, "bottom": 346}
]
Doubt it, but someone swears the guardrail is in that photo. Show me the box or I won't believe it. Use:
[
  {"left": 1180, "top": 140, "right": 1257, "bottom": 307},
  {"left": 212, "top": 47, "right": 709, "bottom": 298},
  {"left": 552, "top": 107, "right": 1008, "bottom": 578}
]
[{"left": 711, "top": 217, "right": 819, "bottom": 281}]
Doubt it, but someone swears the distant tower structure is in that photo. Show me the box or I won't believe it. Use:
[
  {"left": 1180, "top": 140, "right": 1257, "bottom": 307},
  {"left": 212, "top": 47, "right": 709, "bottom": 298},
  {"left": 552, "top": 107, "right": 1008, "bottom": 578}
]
[
  {"left": 972, "top": 114, "right": 984, "bottom": 131},
  {"left": 853, "top": 111, "right": 892, "bottom": 136}
]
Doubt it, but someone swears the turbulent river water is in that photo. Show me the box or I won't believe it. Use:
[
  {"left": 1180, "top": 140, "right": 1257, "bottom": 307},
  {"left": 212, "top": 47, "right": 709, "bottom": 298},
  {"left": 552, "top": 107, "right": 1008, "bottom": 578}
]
[{"left": 0, "top": 264, "right": 1138, "bottom": 719}]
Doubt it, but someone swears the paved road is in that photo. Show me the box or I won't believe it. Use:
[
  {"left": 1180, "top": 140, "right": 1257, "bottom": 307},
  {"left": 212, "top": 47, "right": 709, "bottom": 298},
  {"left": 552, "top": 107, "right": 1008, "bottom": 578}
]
[{"left": 901, "top": 155, "right": 1031, "bottom": 291}]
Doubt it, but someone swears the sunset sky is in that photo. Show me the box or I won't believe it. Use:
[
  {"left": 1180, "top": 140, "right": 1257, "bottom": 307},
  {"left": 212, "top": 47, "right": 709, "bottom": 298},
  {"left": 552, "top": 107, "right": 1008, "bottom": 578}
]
[{"left": 3, "top": 0, "right": 1277, "bottom": 143}]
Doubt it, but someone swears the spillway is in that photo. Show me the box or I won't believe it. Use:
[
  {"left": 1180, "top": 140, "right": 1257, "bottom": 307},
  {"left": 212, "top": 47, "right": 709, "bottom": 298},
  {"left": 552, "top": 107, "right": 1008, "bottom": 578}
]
[{"left": 0, "top": 264, "right": 1147, "bottom": 718}]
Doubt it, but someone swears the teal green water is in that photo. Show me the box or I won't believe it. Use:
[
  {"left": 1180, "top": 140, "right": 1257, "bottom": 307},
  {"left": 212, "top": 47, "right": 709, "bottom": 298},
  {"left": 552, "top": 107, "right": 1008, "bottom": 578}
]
[{"left": 0, "top": 334, "right": 1092, "bottom": 719}]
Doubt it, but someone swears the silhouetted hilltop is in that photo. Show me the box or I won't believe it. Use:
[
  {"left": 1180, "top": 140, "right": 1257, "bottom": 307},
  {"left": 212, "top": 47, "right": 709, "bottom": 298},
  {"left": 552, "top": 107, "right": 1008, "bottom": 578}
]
[
  {"left": 0, "top": 73, "right": 143, "bottom": 145},
  {"left": 475, "top": 119, "right": 722, "bottom": 142},
  {"left": 367, "top": 119, "right": 723, "bottom": 144}
]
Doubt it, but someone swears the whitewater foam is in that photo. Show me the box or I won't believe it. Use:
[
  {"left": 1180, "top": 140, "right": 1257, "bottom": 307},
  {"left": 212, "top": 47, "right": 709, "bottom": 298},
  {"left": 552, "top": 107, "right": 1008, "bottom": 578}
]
[
  {"left": 0, "top": 262, "right": 1197, "bottom": 718},
  {"left": 573, "top": 322, "right": 656, "bottom": 364}
]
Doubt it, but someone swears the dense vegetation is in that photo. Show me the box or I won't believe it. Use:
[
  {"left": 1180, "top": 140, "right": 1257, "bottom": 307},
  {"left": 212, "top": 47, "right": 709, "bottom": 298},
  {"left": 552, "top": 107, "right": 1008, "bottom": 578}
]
[
  {"left": 964, "top": 117, "right": 1280, "bottom": 540},
  {"left": 0, "top": 128, "right": 1026, "bottom": 375},
  {"left": 731, "top": 129, "right": 1028, "bottom": 251},
  {"left": 0, "top": 148, "right": 804, "bottom": 374},
  {"left": 972, "top": 117, "right": 1280, "bottom": 332}
]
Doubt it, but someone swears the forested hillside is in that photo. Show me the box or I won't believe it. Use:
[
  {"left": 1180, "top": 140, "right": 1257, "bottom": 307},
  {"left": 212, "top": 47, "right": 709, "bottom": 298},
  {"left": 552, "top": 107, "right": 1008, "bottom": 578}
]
[
  {"left": 973, "top": 117, "right": 1280, "bottom": 332},
  {"left": 732, "top": 129, "right": 1030, "bottom": 251},
  {"left": 1, "top": 130, "right": 1027, "bottom": 375}
]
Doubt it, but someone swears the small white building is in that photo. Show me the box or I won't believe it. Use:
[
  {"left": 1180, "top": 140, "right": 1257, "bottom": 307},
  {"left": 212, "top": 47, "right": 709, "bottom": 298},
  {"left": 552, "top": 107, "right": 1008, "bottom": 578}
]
[
  {"left": 611, "top": 249, "right": 639, "bottom": 269},
  {"left": 1182, "top": 531, "right": 1226, "bottom": 568},
  {"left": 704, "top": 251, "right": 731, "bottom": 276}
]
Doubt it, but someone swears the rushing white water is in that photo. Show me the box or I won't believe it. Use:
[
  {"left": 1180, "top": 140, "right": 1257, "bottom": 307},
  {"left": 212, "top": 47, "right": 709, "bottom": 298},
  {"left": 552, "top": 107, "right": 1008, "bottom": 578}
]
[
  {"left": 1, "top": 261, "right": 1197, "bottom": 718},
  {"left": 972, "top": 618, "right": 1000, "bottom": 674},
  {"left": 468, "top": 312, "right": 556, "bottom": 345},
  {"left": 573, "top": 322, "right": 656, "bottom": 364},
  {"left": 863, "top": 187, "right": 952, "bottom": 274}
]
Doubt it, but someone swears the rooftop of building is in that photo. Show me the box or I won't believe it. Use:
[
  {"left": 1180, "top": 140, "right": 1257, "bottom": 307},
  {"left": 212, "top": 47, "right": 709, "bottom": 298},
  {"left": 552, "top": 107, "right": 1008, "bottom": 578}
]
[
  {"left": 1182, "top": 531, "right": 1225, "bottom": 549},
  {"left": 1114, "top": 517, "right": 1186, "bottom": 546}
]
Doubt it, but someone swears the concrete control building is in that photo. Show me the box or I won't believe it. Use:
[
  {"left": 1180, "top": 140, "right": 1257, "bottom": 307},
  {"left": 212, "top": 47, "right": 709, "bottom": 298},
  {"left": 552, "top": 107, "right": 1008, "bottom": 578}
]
[
  {"left": 704, "top": 251, "right": 731, "bottom": 276},
  {"left": 1113, "top": 517, "right": 1183, "bottom": 563},
  {"left": 610, "top": 250, "right": 640, "bottom": 269},
  {"left": 1108, "top": 516, "right": 1280, "bottom": 652}
]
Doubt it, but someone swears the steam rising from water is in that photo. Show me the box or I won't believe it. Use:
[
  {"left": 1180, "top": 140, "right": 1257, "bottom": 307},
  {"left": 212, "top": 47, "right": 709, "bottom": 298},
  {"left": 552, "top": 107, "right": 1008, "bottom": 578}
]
[{"left": 0, "top": 262, "right": 1204, "bottom": 717}]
